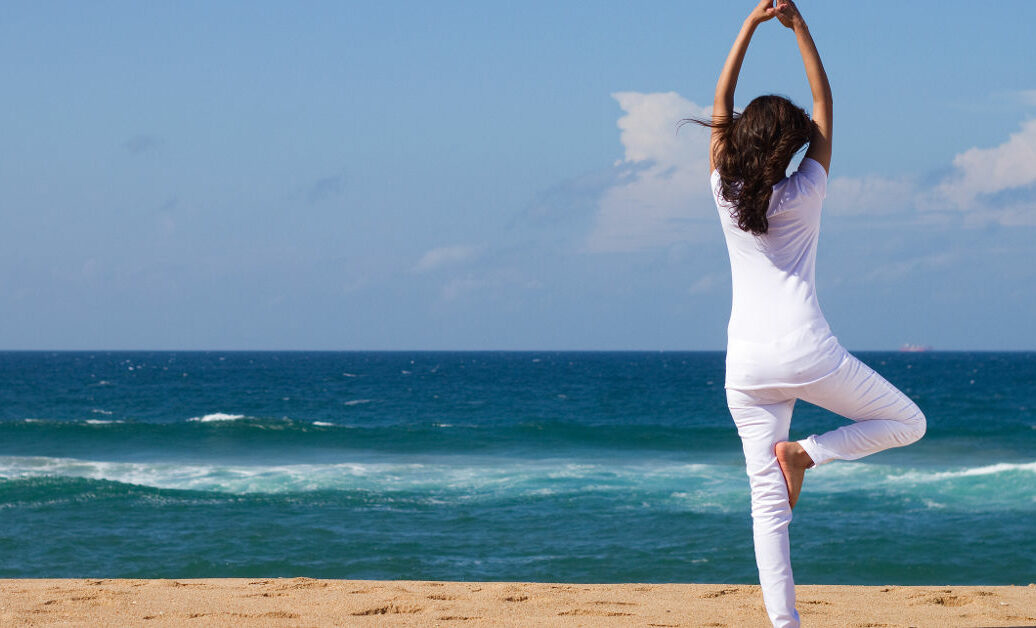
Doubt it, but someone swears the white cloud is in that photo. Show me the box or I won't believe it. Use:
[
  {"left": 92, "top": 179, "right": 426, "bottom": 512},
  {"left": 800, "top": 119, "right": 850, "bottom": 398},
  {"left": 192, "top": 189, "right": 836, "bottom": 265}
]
[
  {"left": 580, "top": 92, "right": 1034, "bottom": 255},
  {"left": 688, "top": 273, "right": 724, "bottom": 295},
  {"left": 582, "top": 92, "right": 713, "bottom": 253},
  {"left": 440, "top": 276, "right": 487, "bottom": 301},
  {"left": 817, "top": 117, "right": 1036, "bottom": 225},
  {"left": 437, "top": 269, "right": 541, "bottom": 302},
  {"left": 933, "top": 118, "right": 1036, "bottom": 209},
  {"left": 825, "top": 175, "right": 916, "bottom": 215},
  {"left": 993, "top": 204, "right": 1036, "bottom": 226},
  {"left": 412, "top": 245, "right": 481, "bottom": 273},
  {"left": 862, "top": 252, "right": 957, "bottom": 283}
]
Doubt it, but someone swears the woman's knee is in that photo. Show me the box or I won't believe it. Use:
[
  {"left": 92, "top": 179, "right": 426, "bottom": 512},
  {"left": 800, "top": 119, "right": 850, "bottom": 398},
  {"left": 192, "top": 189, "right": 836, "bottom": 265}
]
[
  {"left": 907, "top": 407, "right": 926, "bottom": 443},
  {"left": 898, "top": 404, "right": 926, "bottom": 445}
]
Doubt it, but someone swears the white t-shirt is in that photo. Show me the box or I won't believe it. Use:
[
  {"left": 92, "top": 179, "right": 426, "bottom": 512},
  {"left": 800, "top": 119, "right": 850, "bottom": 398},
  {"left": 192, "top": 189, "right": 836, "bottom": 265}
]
[{"left": 711, "top": 157, "right": 846, "bottom": 390}]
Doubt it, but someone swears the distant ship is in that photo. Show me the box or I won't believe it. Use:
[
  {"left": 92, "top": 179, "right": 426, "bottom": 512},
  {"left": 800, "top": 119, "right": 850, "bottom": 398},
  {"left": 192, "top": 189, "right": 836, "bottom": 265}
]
[{"left": 899, "top": 343, "right": 932, "bottom": 352}]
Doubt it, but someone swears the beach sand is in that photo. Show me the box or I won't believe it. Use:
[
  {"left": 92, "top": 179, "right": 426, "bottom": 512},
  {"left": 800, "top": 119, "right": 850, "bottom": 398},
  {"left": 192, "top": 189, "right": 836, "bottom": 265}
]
[{"left": 1, "top": 579, "right": 1033, "bottom": 627}]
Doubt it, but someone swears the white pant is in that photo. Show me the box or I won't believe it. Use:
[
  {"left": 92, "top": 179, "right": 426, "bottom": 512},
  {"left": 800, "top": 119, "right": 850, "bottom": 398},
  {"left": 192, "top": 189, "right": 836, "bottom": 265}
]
[{"left": 725, "top": 351, "right": 926, "bottom": 628}]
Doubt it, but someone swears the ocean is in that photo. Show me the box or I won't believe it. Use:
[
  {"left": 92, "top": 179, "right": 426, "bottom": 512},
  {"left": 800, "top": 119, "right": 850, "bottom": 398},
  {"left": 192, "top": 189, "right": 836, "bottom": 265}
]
[{"left": 1, "top": 351, "right": 1032, "bottom": 585}]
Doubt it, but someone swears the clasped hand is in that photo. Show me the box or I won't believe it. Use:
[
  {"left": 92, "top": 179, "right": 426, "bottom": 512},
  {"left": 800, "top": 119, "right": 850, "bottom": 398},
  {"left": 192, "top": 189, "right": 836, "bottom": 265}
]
[{"left": 749, "top": 0, "right": 803, "bottom": 29}]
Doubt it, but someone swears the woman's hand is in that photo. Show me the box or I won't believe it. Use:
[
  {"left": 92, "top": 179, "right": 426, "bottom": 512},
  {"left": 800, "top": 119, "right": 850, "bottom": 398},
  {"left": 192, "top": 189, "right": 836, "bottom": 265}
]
[
  {"left": 747, "top": 0, "right": 777, "bottom": 25},
  {"left": 708, "top": 0, "right": 775, "bottom": 173},
  {"left": 775, "top": 0, "right": 804, "bottom": 29}
]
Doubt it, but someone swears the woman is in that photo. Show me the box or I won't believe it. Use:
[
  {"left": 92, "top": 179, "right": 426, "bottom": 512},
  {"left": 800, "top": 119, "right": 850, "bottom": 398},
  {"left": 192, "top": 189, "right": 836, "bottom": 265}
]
[{"left": 690, "top": 2, "right": 927, "bottom": 626}]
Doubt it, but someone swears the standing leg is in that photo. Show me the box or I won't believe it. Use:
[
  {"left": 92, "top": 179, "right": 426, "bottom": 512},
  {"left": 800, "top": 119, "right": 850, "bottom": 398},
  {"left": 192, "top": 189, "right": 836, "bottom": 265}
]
[
  {"left": 796, "top": 352, "right": 926, "bottom": 466},
  {"left": 727, "top": 388, "right": 800, "bottom": 628}
]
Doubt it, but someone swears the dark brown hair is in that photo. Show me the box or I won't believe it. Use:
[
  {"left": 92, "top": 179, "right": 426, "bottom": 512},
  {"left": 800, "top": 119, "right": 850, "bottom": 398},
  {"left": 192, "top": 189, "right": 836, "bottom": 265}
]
[{"left": 683, "top": 95, "right": 814, "bottom": 234}]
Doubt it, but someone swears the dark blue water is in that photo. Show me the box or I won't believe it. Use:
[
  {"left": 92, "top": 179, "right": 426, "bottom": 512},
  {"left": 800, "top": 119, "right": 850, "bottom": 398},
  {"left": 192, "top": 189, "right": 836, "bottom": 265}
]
[{"left": 1, "top": 351, "right": 1032, "bottom": 584}]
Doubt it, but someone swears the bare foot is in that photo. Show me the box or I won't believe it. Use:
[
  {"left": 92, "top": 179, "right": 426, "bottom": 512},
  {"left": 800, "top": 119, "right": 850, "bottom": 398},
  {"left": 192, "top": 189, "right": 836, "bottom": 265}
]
[{"left": 775, "top": 441, "right": 814, "bottom": 509}]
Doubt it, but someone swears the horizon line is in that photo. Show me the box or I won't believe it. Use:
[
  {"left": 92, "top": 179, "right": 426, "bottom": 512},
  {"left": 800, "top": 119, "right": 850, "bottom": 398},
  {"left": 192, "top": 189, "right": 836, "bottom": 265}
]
[{"left": 1, "top": 348, "right": 1033, "bottom": 353}]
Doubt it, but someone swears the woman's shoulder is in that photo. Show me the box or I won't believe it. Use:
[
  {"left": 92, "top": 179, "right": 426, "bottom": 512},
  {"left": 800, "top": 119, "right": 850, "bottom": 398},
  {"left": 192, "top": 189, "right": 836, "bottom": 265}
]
[
  {"left": 767, "top": 158, "right": 827, "bottom": 219},
  {"left": 795, "top": 157, "right": 827, "bottom": 188},
  {"left": 787, "top": 157, "right": 828, "bottom": 200}
]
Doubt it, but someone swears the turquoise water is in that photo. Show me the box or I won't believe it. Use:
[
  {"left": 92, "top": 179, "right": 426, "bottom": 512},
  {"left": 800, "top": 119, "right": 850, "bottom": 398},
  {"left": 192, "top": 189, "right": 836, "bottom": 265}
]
[{"left": 1, "top": 351, "right": 1032, "bottom": 584}]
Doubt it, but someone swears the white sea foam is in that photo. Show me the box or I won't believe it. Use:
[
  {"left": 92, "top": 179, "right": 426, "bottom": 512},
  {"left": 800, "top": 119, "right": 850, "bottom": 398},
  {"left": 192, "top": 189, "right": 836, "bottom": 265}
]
[
  {"left": 343, "top": 399, "right": 372, "bottom": 407},
  {"left": 888, "top": 461, "right": 1036, "bottom": 482},
  {"left": 0, "top": 455, "right": 743, "bottom": 499},
  {"left": 1, "top": 455, "right": 1028, "bottom": 512},
  {"left": 312, "top": 421, "right": 335, "bottom": 427},
  {"left": 187, "top": 413, "right": 246, "bottom": 423},
  {"left": 84, "top": 419, "right": 124, "bottom": 425},
  {"left": 91, "top": 409, "right": 114, "bottom": 415}
]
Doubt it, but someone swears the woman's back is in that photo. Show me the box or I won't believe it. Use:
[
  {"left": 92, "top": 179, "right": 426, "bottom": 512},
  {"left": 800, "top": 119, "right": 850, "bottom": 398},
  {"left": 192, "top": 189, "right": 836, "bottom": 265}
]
[{"left": 712, "top": 157, "right": 844, "bottom": 389}]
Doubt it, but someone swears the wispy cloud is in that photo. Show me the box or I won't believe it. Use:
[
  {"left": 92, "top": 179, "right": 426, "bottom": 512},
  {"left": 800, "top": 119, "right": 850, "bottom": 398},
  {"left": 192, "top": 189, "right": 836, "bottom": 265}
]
[
  {"left": 413, "top": 245, "right": 481, "bottom": 273},
  {"left": 825, "top": 175, "right": 916, "bottom": 215},
  {"left": 862, "top": 252, "right": 957, "bottom": 283},
  {"left": 438, "top": 268, "right": 542, "bottom": 302},
  {"left": 688, "top": 273, "right": 725, "bottom": 295},
  {"left": 1017, "top": 89, "right": 1036, "bottom": 106}
]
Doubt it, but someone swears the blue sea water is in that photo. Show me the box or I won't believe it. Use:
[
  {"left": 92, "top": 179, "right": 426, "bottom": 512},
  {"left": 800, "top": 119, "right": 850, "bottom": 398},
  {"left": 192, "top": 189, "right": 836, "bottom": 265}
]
[{"left": 0, "top": 351, "right": 1032, "bottom": 584}]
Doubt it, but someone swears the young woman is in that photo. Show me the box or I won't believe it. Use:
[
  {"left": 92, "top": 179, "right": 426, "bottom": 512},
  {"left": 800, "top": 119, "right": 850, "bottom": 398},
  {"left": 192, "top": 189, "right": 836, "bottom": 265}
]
[{"left": 691, "top": 2, "right": 927, "bottom": 626}]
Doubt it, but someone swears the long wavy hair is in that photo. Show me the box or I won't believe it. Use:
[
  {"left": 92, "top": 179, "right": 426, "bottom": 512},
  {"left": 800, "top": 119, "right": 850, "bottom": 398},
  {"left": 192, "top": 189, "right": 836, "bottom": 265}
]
[{"left": 684, "top": 95, "right": 815, "bottom": 234}]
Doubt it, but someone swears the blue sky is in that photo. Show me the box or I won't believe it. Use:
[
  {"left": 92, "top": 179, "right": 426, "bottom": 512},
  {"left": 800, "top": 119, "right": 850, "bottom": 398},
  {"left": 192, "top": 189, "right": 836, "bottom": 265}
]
[{"left": 2, "top": 1, "right": 1034, "bottom": 350}]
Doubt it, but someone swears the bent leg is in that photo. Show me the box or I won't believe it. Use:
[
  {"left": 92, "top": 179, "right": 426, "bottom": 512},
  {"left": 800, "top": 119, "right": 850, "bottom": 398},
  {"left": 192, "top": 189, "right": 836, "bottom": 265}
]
[
  {"left": 796, "top": 353, "right": 926, "bottom": 466},
  {"left": 727, "top": 388, "right": 800, "bottom": 628}
]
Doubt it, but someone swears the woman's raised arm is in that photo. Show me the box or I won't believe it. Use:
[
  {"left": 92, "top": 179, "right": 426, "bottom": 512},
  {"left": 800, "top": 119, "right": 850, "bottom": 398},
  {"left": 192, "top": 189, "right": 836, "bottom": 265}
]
[
  {"left": 709, "top": 1, "right": 777, "bottom": 173},
  {"left": 777, "top": 0, "right": 832, "bottom": 174}
]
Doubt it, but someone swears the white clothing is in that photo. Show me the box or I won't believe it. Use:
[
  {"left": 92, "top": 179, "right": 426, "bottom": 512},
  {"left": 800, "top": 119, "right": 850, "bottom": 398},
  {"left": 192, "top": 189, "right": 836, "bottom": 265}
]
[
  {"left": 726, "top": 354, "right": 925, "bottom": 628},
  {"left": 711, "top": 157, "right": 843, "bottom": 390},
  {"left": 711, "top": 158, "right": 927, "bottom": 628}
]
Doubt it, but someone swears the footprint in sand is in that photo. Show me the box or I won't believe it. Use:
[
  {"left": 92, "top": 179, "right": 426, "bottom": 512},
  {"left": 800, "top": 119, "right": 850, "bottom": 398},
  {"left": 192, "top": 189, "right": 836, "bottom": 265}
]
[
  {"left": 168, "top": 581, "right": 206, "bottom": 588},
  {"left": 557, "top": 608, "right": 634, "bottom": 617},
  {"left": 701, "top": 587, "right": 739, "bottom": 599},
  {"left": 351, "top": 604, "right": 423, "bottom": 616},
  {"left": 592, "top": 600, "right": 638, "bottom": 606},
  {"left": 277, "top": 577, "right": 329, "bottom": 591},
  {"left": 931, "top": 594, "right": 973, "bottom": 607}
]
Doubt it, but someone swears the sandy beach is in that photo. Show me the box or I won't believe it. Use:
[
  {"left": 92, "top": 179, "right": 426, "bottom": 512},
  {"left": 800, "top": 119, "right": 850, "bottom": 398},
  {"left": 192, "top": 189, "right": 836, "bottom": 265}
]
[{"left": 1, "top": 579, "right": 1033, "bottom": 627}]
